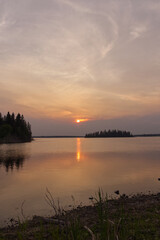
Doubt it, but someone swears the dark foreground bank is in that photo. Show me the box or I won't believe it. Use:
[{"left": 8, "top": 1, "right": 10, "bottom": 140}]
[{"left": 1, "top": 192, "right": 160, "bottom": 240}]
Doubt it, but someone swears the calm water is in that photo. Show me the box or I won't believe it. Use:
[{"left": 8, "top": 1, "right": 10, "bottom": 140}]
[{"left": 0, "top": 137, "right": 160, "bottom": 225}]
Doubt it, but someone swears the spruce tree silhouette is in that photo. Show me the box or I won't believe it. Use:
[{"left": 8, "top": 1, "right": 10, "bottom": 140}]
[{"left": 0, "top": 112, "right": 32, "bottom": 143}]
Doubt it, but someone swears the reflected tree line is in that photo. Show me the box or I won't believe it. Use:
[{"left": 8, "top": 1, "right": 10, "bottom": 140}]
[
  {"left": 0, "top": 154, "right": 25, "bottom": 172},
  {"left": 0, "top": 151, "right": 26, "bottom": 172}
]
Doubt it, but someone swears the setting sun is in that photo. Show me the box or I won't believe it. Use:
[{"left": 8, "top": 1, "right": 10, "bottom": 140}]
[{"left": 75, "top": 119, "right": 89, "bottom": 123}]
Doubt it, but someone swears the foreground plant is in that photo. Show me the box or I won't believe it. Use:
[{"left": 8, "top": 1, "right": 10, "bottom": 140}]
[{"left": 1, "top": 191, "right": 160, "bottom": 239}]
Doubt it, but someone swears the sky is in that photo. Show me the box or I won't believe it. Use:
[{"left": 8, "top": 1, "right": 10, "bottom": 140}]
[{"left": 0, "top": 0, "right": 160, "bottom": 135}]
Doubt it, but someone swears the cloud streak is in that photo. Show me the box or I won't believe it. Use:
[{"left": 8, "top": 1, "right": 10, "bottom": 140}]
[{"left": 0, "top": 0, "right": 160, "bottom": 134}]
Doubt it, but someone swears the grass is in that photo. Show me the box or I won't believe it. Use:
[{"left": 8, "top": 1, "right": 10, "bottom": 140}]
[{"left": 1, "top": 189, "right": 160, "bottom": 239}]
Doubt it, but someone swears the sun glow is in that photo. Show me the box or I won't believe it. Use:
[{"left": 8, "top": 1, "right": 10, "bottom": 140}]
[{"left": 75, "top": 119, "right": 88, "bottom": 123}]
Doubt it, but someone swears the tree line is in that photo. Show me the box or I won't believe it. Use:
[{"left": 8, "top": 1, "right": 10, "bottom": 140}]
[
  {"left": 85, "top": 129, "right": 133, "bottom": 138},
  {"left": 0, "top": 112, "right": 32, "bottom": 143}
]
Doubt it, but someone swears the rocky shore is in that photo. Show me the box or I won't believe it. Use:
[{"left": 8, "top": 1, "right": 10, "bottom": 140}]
[{"left": 1, "top": 192, "right": 160, "bottom": 239}]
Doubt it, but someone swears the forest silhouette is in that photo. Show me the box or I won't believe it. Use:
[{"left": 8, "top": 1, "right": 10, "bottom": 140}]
[
  {"left": 0, "top": 112, "right": 32, "bottom": 143},
  {"left": 85, "top": 129, "right": 133, "bottom": 138}
]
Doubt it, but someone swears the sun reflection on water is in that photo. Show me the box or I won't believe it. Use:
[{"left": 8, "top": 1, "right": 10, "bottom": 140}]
[{"left": 76, "top": 138, "right": 81, "bottom": 162}]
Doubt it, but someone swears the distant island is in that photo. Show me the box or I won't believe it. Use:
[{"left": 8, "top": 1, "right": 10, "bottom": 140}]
[
  {"left": 85, "top": 129, "right": 133, "bottom": 138},
  {"left": 0, "top": 112, "right": 32, "bottom": 144}
]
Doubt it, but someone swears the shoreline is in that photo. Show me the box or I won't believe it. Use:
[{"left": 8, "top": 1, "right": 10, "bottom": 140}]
[
  {"left": 1, "top": 192, "right": 160, "bottom": 239},
  {"left": 33, "top": 135, "right": 160, "bottom": 138},
  {"left": 0, "top": 138, "right": 33, "bottom": 144}
]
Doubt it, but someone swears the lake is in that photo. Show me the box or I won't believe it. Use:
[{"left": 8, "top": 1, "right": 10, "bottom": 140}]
[{"left": 0, "top": 137, "right": 160, "bottom": 225}]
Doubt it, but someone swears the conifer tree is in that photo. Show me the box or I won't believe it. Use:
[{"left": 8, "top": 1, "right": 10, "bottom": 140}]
[{"left": 0, "top": 112, "right": 32, "bottom": 143}]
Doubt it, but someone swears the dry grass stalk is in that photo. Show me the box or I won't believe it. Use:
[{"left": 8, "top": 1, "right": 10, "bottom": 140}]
[{"left": 84, "top": 225, "right": 96, "bottom": 240}]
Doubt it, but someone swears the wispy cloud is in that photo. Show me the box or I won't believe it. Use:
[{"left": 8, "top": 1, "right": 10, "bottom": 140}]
[
  {"left": 130, "top": 24, "right": 147, "bottom": 40},
  {"left": 0, "top": 0, "right": 160, "bottom": 133},
  {"left": 59, "top": 0, "right": 93, "bottom": 14}
]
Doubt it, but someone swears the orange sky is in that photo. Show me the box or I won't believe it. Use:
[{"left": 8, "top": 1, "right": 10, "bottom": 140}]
[{"left": 0, "top": 0, "right": 160, "bottom": 135}]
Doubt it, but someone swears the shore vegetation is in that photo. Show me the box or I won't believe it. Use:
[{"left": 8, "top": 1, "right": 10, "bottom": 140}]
[
  {"left": 0, "top": 112, "right": 32, "bottom": 144},
  {"left": 85, "top": 129, "right": 133, "bottom": 138},
  {"left": 0, "top": 190, "right": 160, "bottom": 240}
]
